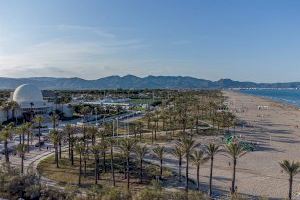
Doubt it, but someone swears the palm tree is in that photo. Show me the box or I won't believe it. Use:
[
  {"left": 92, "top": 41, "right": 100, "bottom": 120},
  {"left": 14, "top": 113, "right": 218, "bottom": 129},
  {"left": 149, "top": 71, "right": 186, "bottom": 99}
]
[
  {"left": 50, "top": 130, "right": 60, "bottom": 168},
  {"left": 225, "top": 142, "right": 247, "bottom": 194},
  {"left": 0, "top": 127, "right": 11, "bottom": 163},
  {"left": 153, "top": 145, "right": 165, "bottom": 179},
  {"left": 136, "top": 121, "right": 143, "bottom": 141},
  {"left": 91, "top": 144, "right": 101, "bottom": 184},
  {"left": 51, "top": 113, "right": 59, "bottom": 130},
  {"left": 190, "top": 150, "right": 209, "bottom": 191},
  {"left": 100, "top": 139, "right": 108, "bottom": 173},
  {"left": 279, "top": 160, "right": 300, "bottom": 200},
  {"left": 64, "top": 124, "right": 73, "bottom": 160},
  {"left": 172, "top": 144, "right": 183, "bottom": 182},
  {"left": 26, "top": 123, "right": 32, "bottom": 153},
  {"left": 16, "top": 144, "right": 26, "bottom": 174},
  {"left": 180, "top": 136, "right": 197, "bottom": 192},
  {"left": 75, "top": 141, "right": 85, "bottom": 186},
  {"left": 206, "top": 143, "right": 221, "bottom": 197},
  {"left": 108, "top": 137, "right": 116, "bottom": 186},
  {"left": 9, "top": 101, "right": 19, "bottom": 123},
  {"left": 119, "top": 138, "right": 136, "bottom": 190},
  {"left": 145, "top": 112, "right": 153, "bottom": 130},
  {"left": 135, "top": 144, "right": 148, "bottom": 183},
  {"left": 33, "top": 115, "right": 44, "bottom": 151},
  {"left": 153, "top": 114, "right": 159, "bottom": 140}
]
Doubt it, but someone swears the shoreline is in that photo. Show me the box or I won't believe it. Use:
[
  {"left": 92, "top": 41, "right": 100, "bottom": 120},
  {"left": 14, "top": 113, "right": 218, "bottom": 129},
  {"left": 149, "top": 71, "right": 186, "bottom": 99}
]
[
  {"left": 226, "top": 89, "right": 300, "bottom": 111},
  {"left": 220, "top": 90, "right": 300, "bottom": 198}
]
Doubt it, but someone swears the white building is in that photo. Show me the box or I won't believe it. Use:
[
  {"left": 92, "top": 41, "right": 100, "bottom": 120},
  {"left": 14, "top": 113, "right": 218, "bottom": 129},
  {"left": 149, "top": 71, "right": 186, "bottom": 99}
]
[
  {"left": 0, "top": 84, "right": 73, "bottom": 123},
  {"left": 13, "top": 84, "right": 51, "bottom": 115}
]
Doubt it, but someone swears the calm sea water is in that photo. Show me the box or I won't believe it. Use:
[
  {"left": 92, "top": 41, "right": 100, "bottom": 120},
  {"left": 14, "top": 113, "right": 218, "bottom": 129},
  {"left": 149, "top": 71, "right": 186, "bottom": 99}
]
[{"left": 239, "top": 89, "right": 300, "bottom": 107}]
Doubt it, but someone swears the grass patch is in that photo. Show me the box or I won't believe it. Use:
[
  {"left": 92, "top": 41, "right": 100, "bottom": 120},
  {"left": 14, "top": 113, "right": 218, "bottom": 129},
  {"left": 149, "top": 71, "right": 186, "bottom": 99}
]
[{"left": 37, "top": 153, "right": 173, "bottom": 192}]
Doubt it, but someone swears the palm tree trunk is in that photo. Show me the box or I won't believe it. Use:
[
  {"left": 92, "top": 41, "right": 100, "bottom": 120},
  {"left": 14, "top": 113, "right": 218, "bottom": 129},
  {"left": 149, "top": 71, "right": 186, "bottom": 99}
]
[
  {"left": 21, "top": 154, "right": 24, "bottom": 174},
  {"left": 84, "top": 158, "right": 87, "bottom": 177},
  {"left": 4, "top": 140, "right": 9, "bottom": 163},
  {"left": 289, "top": 174, "right": 293, "bottom": 200},
  {"left": 95, "top": 156, "right": 98, "bottom": 184},
  {"left": 71, "top": 144, "right": 74, "bottom": 165},
  {"left": 78, "top": 153, "right": 82, "bottom": 185},
  {"left": 68, "top": 134, "right": 71, "bottom": 159},
  {"left": 179, "top": 157, "right": 182, "bottom": 182},
  {"left": 97, "top": 158, "right": 100, "bottom": 180},
  {"left": 127, "top": 156, "right": 130, "bottom": 190},
  {"left": 123, "top": 158, "right": 127, "bottom": 179},
  {"left": 197, "top": 165, "right": 200, "bottom": 191},
  {"left": 160, "top": 158, "right": 163, "bottom": 178},
  {"left": 151, "top": 129, "right": 154, "bottom": 144},
  {"left": 185, "top": 154, "right": 189, "bottom": 192},
  {"left": 209, "top": 156, "right": 214, "bottom": 197},
  {"left": 27, "top": 132, "right": 30, "bottom": 153},
  {"left": 59, "top": 141, "right": 62, "bottom": 159},
  {"left": 38, "top": 124, "right": 41, "bottom": 151},
  {"left": 196, "top": 116, "right": 199, "bottom": 134},
  {"left": 231, "top": 158, "right": 237, "bottom": 194},
  {"left": 140, "top": 159, "right": 143, "bottom": 183},
  {"left": 55, "top": 145, "right": 59, "bottom": 168},
  {"left": 103, "top": 151, "right": 106, "bottom": 173},
  {"left": 111, "top": 146, "right": 115, "bottom": 186}
]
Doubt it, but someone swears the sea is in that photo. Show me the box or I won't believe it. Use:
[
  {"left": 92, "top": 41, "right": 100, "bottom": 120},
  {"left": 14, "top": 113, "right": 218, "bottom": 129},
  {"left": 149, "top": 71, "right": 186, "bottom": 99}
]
[{"left": 238, "top": 89, "right": 300, "bottom": 108}]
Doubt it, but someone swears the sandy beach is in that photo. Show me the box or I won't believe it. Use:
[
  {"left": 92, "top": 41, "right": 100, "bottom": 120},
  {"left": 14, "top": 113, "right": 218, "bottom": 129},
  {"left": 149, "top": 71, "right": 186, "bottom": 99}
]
[{"left": 213, "top": 91, "right": 300, "bottom": 199}]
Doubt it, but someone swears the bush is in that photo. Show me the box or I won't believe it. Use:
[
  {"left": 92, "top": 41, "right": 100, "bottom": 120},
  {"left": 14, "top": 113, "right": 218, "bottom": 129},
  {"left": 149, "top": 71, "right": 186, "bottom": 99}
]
[
  {"left": 101, "top": 187, "right": 131, "bottom": 200},
  {"left": 134, "top": 188, "right": 162, "bottom": 200}
]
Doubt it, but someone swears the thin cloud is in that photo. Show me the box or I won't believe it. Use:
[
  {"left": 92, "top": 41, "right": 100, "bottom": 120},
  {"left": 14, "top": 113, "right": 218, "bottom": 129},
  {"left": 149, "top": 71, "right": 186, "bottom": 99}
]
[{"left": 0, "top": 24, "right": 146, "bottom": 78}]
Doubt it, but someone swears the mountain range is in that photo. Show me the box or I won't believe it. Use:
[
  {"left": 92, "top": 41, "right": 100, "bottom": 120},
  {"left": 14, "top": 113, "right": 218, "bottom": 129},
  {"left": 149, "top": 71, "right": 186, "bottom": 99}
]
[{"left": 0, "top": 75, "right": 299, "bottom": 90}]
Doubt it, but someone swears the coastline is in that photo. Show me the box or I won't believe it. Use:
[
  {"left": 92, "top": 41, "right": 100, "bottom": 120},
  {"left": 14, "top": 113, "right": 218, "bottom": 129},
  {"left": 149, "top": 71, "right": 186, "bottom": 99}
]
[
  {"left": 218, "top": 90, "right": 300, "bottom": 198},
  {"left": 225, "top": 89, "right": 300, "bottom": 111}
]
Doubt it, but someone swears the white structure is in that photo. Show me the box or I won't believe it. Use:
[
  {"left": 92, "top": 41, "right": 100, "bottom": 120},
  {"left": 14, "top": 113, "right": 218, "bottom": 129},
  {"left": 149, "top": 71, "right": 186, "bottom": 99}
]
[
  {"left": 13, "top": 84, "right": 50, "bottom": 114},
  {"left": 0, "top": 84, "right": 74, "bottom": 123}
]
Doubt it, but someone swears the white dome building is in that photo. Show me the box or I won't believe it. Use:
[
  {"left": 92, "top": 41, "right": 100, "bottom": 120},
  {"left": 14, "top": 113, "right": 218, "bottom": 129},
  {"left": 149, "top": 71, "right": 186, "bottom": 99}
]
[{"left": 13, "top": 84, "right": 50, "bottom": 114}]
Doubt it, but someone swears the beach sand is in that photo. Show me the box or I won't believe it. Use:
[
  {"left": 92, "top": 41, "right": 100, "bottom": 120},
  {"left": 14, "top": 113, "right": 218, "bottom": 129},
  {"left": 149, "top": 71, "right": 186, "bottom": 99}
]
[{"left": 211, "top": 90, "right": 300, "bottom": 199}]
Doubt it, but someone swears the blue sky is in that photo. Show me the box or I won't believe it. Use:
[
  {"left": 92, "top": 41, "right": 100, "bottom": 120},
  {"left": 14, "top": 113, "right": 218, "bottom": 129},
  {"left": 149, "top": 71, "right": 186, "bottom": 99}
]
[{"left": 0, "top": 0, "right": 300, "bottom": 82}]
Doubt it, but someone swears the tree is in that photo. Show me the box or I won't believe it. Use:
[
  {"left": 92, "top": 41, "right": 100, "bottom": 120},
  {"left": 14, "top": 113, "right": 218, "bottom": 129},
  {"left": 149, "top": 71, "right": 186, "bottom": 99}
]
[
  {"left": 136, "top": 121, "right": 143, "bottom": 141},
  {"left": 50, "top": 130, "right": 60, "bottom": 168},
  {"left": 33, "top": 115, "right": 44, "bottom": 151},
  {"left": 8, "top": 101, "right": 19, "bottom": 123},
  {"left": 108, "top": 137, "right": 116, "bottom": 186},
  {"left": 279, "top": 160, "right": 300, "bottom": 200},
  {"left": 51, "top": 113, "right": 59, "bottom": 130},
  {"left": 153, "top": 145, "right": 165, "bottom": 179},
  {"left": 91, "top": 144, "right": 101, "bottom": 184},
  {"left": 0, "top": 127, "right": 12, "bottom": 163},
  {"left": 135, "top": 144, "right": 148, "bottom": 183},
  {"left": 225, "top": 142, "right": 247, "bottom": 194},
  {"left": 16, "top": 144, "right": 27, "bottom": 174},
  {"left": 172, "top": 144, "right": 183, "bottom": 182},
  {"left": 119, "top": 138, "right": 136, "bottom": 190},
  {"left": 145, "top": 112, "right": 153, "bottom": 130},
  {"left": 26, "top": 123, "right": 32, "bottom": 153},
  {"left": 206, "top": 143, "right": 221, "bottom": 197},
  {"left": 180, "top": 136, "right": 197, "bottom": 192},
  {"left": 190, "top": 150, "right": 209, "bottom": 191},
  {"left": 75, "top": 141, "right": 85, "bottom": 186},
  {"left": 100, "top": 139, "right": 108, "bottom": 173},
  {"left": 64, "top": 124, "right": 74, "bottom": 160}
]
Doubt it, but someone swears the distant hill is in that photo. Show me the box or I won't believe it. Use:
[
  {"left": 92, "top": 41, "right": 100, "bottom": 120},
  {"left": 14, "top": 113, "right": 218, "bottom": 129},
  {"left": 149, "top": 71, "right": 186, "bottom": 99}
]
[{"left": 0, "top": 75, "right": 299, "bottom": 90}]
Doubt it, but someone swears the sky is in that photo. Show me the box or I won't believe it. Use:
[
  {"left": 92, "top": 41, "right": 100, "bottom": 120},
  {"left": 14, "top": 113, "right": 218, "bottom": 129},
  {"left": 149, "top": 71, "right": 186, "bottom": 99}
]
[{"left": 0, "top": 0, "right": 300, "bottom": 82}]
